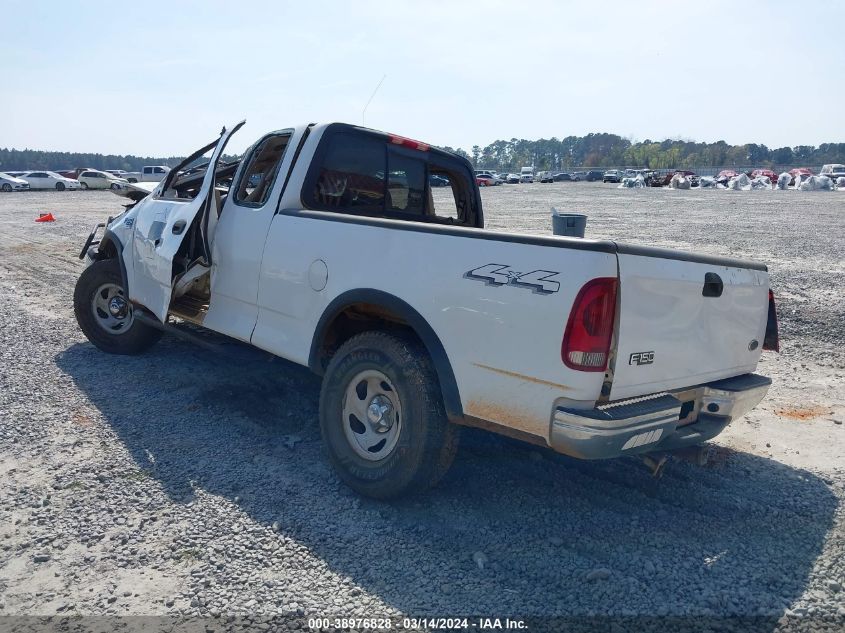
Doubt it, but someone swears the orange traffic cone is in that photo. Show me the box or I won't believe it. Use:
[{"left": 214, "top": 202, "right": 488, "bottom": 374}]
[{"left": 35, "top": 213, "right": 55, "bottom": 223}]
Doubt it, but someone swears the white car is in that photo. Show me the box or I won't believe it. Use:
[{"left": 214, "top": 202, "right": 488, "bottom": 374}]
[
  {"left": 0, "top": 172, "right": 30, "bottom": 192},
  {"left": 20, "top": 171, "right": 81, "bottom": 191},
  {"left": 820, "top": 164, "right": 845, "bottom": 179},
  {"left": 105, "top": 170, "right": 130, "bottom": 179},
  {"left": 78, "top": 169, "right": 127, "bottom": 190},
  {"left": 74, "top": 121, "right": 777, "bottom": 499}
]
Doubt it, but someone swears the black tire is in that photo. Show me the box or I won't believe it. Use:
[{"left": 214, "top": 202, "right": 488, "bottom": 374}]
[
  {"left": 56, "top": 182, "right": 65, "bottom": 191},
  {"left": 319, "top": 331, "right": 459, "bottom": 499},
  {"left": 80, "top": 182, "right": 88, "bottom": 190},
  {"left": 1, "top": 183, "right": 11, "bottom": 192},
  {"left": 73, "top": 259, "right": 162, "bottom": 355}
]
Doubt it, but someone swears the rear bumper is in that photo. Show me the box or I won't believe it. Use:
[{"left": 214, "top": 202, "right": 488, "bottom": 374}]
[{"left": 549, "top": 373, "right": 771, "bottom": 459}]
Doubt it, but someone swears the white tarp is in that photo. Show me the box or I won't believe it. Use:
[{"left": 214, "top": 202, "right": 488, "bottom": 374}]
[
  {"left": 669, "top": 174, "right": 691, "bottom": 189},
  {"left": 798, "top": 175, "right": 834, "bottom": 191},
  {"left": 727, "top": 173, "right": 752, "bottom": 191},
  {"left": 777, "top": 172, "right": 792, "bottom": 189},
  {"left": 619, "top": 174, "right": 646, "bottom": 188}
]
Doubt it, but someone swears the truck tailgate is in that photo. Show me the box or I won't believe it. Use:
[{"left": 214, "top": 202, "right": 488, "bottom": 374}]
[{"left": 610, "top": 252, "right": 770, "bottom": 401}]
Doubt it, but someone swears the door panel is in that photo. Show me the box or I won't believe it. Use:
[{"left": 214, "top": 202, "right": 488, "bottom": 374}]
[
  {"left": 203, "top": 130, "right": 298, "bottom": 342},
  {"left": 127, "top": 121, "right": 244, "bottom": 322}
]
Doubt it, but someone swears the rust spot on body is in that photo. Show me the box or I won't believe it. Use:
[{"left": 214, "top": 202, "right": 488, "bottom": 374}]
[
  {"left": 465, "top": 399, "right": 544, "bottom": 436},
  {"left": 472, "top": 362, "right": 571, "bottom": 391}
]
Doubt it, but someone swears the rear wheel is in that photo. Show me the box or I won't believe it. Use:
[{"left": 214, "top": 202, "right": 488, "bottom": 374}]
[
  {"left": 55, "top": 182, "right": 65, "bottom": 191},
  {"left": 1, "top": 183, "right": 11, "bottom": 192},
  {"left": 73, "top": 259, "right": 162, "bottom": 355},
  {"left": 319, "top": 331, "right": 459, "bottom": 499}
]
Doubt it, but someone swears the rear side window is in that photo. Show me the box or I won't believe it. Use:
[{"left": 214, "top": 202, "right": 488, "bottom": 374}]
[
  {"left": 304, "top": 127, "right": 478, "bottom": 226},
  {"left": 312, "top": 132, "right": 385, "bottom": 213}
]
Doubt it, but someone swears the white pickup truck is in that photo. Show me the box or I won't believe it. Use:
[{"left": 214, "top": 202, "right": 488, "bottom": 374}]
[
  {"left": 74, "top": 121, "right": 779, "bottom": 498},
  {"left": 124, "top": 165, "right": 171, "bottom": 184}
]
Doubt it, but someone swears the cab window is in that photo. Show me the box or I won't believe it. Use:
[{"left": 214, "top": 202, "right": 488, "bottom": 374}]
[
  {"left": 304, "top": 126, "right": 478, "bottom": 226},
  {"left": 234, "top": 133, "right": 291, "bottom": 207}
]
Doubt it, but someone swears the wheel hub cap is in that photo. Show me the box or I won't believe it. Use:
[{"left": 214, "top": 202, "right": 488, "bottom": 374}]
[
  {"left": 108, "top": 296, "right": 128, "bottom": 317},
  {"left": 366, "top": 395, "right": 395, "bottom": 432},
  {"left": 342, "top": 369, "right": 402, "bottom": 461},
  {"left": 91, "top": 282, "right": 133, "bottom": 335}
]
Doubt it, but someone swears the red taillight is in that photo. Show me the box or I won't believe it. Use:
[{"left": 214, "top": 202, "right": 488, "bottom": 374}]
[
  {"left": 763, "top": 288, "right": 779, "bottom": 352},
  {"left": 388, "top": 134, "right": 430, "bottom": 152},
  {"left": 562, "top": 277, "right": 618, "bottom": 372}
]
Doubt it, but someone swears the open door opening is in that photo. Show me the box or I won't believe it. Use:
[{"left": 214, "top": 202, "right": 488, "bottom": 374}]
[{"left": 127, "top": 121, "right": 245, "bottom": 323}]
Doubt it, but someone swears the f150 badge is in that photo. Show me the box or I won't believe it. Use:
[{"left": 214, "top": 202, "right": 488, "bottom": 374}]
[
  {"left": 464, "top": 263, "right": 560, "bottom": 294},
  {"left": 629, "top": 351, "right": 655, "bottom": 366}
]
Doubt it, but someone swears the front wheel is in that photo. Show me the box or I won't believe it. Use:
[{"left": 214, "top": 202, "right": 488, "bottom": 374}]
[
  {"left": 73, "top": 259, "right": 162, "bottom": 355},
  {"left": 80, "top": 182, "right": 88, "bottom": 190},
  {"left": 55, "top": 182, "right": 65, "bottom": 191},
  {"left": 319, "top": 331, "right": 459, "bottom": 499},
  {"left": 1, "top": 183, "right": 11, "bottom": 192}
]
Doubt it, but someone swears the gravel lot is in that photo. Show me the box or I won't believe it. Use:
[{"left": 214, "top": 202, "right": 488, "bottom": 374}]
[{"left": 0, "top": 185, "right": 843, "bottom": 631}]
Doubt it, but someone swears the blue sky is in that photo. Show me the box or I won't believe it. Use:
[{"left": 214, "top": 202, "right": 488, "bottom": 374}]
[{"left": 1, "top": 0, "right": 841, "bottom": 156}]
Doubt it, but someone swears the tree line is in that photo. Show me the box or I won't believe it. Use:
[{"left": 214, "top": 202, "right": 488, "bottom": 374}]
[
  {"left": 3, "top": 134, "right": 845, "bottom": 174},
  {"left": 440, "top": 135, "right": 845, "bottom": 171}
]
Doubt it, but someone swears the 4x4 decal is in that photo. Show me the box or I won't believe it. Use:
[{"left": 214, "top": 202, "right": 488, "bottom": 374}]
[{"left": 464, "top": 263, "right": 560, "bottom": 294}]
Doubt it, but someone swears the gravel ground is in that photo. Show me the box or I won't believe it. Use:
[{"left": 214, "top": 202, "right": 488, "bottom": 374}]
[{"left": 0, "top": 186, "right": 843, "bottom": 631}]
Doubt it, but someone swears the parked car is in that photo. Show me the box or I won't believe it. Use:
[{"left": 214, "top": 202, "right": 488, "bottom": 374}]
[
  {"left": 554, "top": 172, "right": 574, "bottom": 182},
  {"left": 749, "top": 169, "right": 777, "bottom": 184},
  {"left": 537, "top": 171, "right": 555, "bottom": 183},
  {"left": 571, "top": 171, "right": 586, "bottom": 181},
  {"left": 603, "top": 169, "right": 622, "bottom": 183},
  {"left": 519, "top": 167, "right": 534, "bottom": 183},
  {"left": 714, "top": 169, "right": 740, "bottom": 185},
  {"left": 819, "top": 164, "right": 845, "bottom": 179},
  {"left": 124, "top": 165, "right": 171, "bottom": 183},
  {"left": 105, "top": 169, "right": 131, "bottom": 179},
  {"left": 0, "top": 172, "right": 31, "bottom": 192},
  {"left": 476, "top": 174, "right": 497, "bottom": 187},
  {"left": 78, "top": 169, "right": 128, "bottom": 190},
  {"left": 74, "top": 120, "right": 777, "bottom": 499},
  {"left": 429, "top": 174, "right": 450, "bottom": 187},
  {"left": 585, "top": 170, "right": 604, "bottom": 182},
  {"left": 19, "top": 171, "right": 81, "bottom": 190},
  {"left": 57, "top": 167, "right": 97, "bottom": 180},
  {"left": 788, "top": 168, "right": 814, "bottom": 185},
  {"left": 506, "top": 173, "right": 520, "bottom": 184},
  {"left": 653, "top": 170, "right": 698, "bottom": 187}
]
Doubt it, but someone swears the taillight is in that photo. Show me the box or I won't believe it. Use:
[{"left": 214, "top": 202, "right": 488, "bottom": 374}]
[
  {"left": 562, "top": 277, "right": 618, "bottom": 372},
  {"left": 763, "top": 289, "right": 779, "bottom": 352}
]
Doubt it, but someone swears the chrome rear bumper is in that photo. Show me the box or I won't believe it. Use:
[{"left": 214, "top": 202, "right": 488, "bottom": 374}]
[{"left": 549, "top": 373, "right": 771, "bottom": 459}]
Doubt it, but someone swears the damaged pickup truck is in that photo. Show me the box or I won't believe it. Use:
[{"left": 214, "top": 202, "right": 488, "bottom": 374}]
[{"left": 74, "top": 121, "right": 779, "bottom": 499}]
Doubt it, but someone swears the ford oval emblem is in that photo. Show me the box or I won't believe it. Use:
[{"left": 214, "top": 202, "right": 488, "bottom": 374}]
[{"left": 748, "top": 339, "right": 759, "bottom": 351}]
